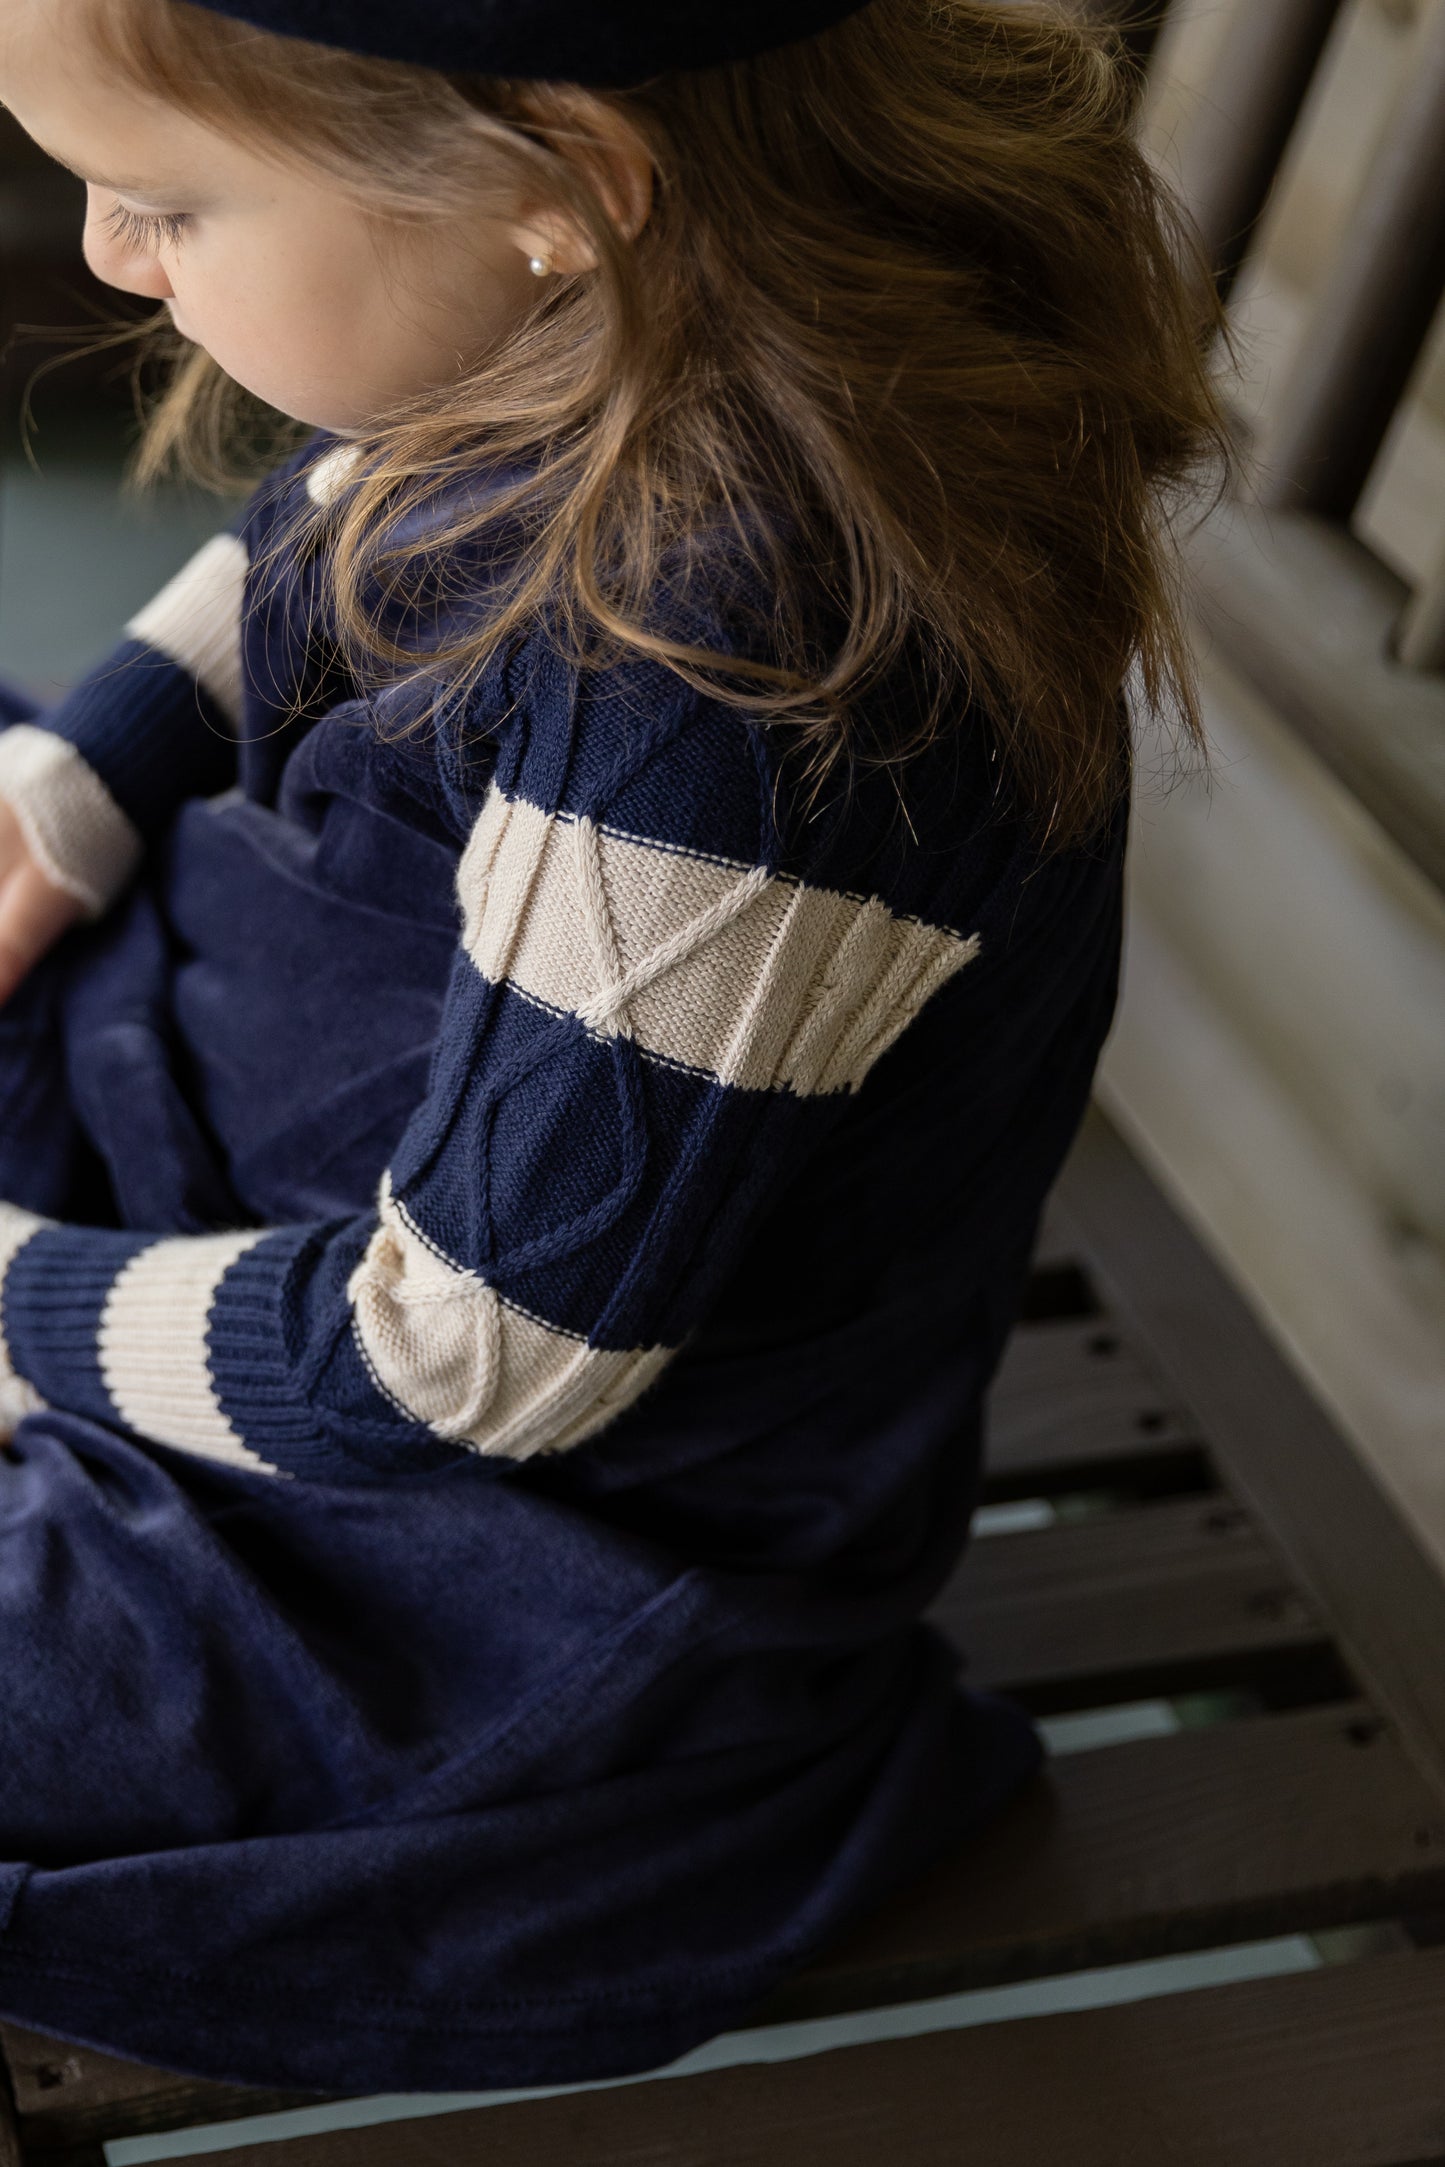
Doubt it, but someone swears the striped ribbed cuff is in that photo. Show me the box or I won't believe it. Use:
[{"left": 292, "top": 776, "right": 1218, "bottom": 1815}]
[
  {"left": 207, "top": 1230, "right": 464, "bottom": 1483},
  {"left": 0, "top": 1202, "right": 53, "bottom": 1432},
  {"left": 2, "top": 1222, "right": 149, "bottom": 1428},
  {"left": 0, "top": 1209, "right": 464, "bottom": 1483},
  {"left": 0, "top": 727, "right": 142, "bottom": 918}
]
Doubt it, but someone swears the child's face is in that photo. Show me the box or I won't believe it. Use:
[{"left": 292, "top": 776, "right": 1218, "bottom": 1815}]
[{"left": 0, "top": 3, "right": 563, "bottom": 431}]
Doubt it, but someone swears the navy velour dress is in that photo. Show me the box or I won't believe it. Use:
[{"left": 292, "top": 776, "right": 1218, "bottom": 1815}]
[{"left": 0, "top": 437, "right": 1126, "bottom": 2091}]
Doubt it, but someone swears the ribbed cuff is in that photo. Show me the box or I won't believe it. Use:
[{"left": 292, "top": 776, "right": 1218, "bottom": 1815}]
[
  {"left": 0, "top": 727, "right": 142, "bottom": 917},
  {"left": 208, "top": 1231, "right": 471, "bottom": 1484},
  {"left": 204, "top": 1229, "right": 337, "bottom": 1472},
  {"left": 2, "top": 1222, "right": 150, "bottom": 1428},
  {"left": 0, "top": 1201, "right": 52, "bottom": 1433}
]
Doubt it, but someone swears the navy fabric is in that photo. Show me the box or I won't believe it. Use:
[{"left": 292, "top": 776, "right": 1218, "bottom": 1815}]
[
  {"left": 190, "top": 0, "right": 874, "bottom": 87},
  {"left": 0, "top": 432, "right": 1127, "bottom": 2085},
  {"left": 0, "top": 1406, "right": 1043, "bottom": 2088},
  {"left": 0, "top": 435, "right": 1127, "bottom": 1490}
]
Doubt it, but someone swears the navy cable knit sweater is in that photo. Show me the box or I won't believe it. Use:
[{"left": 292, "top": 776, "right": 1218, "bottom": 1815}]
[
  {"left": 0, "top": 428, "right": 1127, "bottom": 2088},
  {"left": 0, "top": 433, "right": 1125, "bottom": 1490}
]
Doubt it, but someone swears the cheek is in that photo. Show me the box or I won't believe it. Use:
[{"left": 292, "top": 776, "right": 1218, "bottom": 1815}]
[
  {"left": 172, "top": 240, "right": 408, "bottom": 427},
  {"left": 174, "top": 247, "right": 334, "bottom": 369}
]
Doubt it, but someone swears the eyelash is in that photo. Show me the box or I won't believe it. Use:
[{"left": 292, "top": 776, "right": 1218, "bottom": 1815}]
[{"left": 103, "top": 202, "right": 190, "bottom": 251}]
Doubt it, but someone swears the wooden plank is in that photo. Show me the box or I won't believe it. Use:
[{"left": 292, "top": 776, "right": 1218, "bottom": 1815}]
[
  {"left": 1253, "top": 0, "right": 1445, "bottom": 523},
  {"left": 0, "top": 2025, "right": 320, "bottom": 2157},
  {"left": 986, "top": 1316, "right": 1200, "bottom": 1489},
  {"left": 150, "top": 1949, "right": 1445, "bottom": 2166},
  {"left": 1163, "top": 0, "right": 1345, "bottom": 298},
  {"left": 1028, "top": 1194, "right": 1079, "bottom": 1273},
  {"left": 1058, "top": 1109, "right": 1445, "bottom": 1791},
  {"left": 763, "top": 1701, "right": 1445, "bottom": 2020},
  {"left": 0, "top": 2062, "right": 20, "bottom": 2167},
  {"left": 935, "top": 1492, "right": 1342, "bottom": 1712},
  {"left": 1399, "top": 535, "right": 1445, "bottom": 673},
  {"left": 1184, "top": 505, "right": 1445, "bottom": 897}
]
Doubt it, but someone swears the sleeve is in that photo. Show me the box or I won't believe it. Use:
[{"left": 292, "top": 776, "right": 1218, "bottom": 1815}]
[
  {"left": 0, "top": 674, "right": 981, "bottom": 1483},
  {"left": 0, "top": 529, "right": 248, "bottom": 916}
]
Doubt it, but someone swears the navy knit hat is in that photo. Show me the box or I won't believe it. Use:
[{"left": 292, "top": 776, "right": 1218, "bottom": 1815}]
[{"left": 189, "top": 0, "right": 874, "bottom": 85}]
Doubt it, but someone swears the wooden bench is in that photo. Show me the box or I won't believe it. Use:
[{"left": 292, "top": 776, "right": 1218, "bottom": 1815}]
[{"left": 5, "top": 1106, "right": 1445, "bottom": 2166}]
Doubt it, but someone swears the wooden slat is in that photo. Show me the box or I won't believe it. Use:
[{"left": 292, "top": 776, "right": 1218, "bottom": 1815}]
[
  {"left": 1398, "top": 535, "right": 1445, "bottom": 673},
  {"left": 1253, "top": 0, "right": 1445, "bottom": 522},
  {"left": 0, "top": 2065, "right": 20, "bottom": 2167},
  {"left": 986, "top": 1316, "right": 1200, "bottom": 1490},
  {"left": 935, "top": 1492, "right": 1341, "bottom": 1712},
  {"left": 152, "top": 1949, "right": 1445, "bottom": 2166},
  {"left": 1027, "top": 1194, "right": 1078, "bottom": 1273},
  {"left": 1059, "top": 1109, "right": 1445, "bottom": 1792},
  {"left": 763, "top": 1701, "right": 1445, "bottom": 2020},
  {"left": 1184, "top": 505, "right": 1445, "bottom": 898},
  {"left": 1163, "top": 0, "right": 1345, "bottom": 298},
  {"left": 0, "top": 2022, "right": 318, "bottom": 2156}
]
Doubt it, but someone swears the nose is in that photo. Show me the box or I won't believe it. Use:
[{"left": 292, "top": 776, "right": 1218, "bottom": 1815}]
[{"left": 81, "top": 186, "right": 176, "bottom": 300}]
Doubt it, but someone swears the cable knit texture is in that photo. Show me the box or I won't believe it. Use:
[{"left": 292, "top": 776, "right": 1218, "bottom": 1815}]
[
  {"left": 0, "top": 428, "right": 1127, "bottom": 2092},
  {"left": 0, "top": 430, "right": 1107, "bottom": 1485}
]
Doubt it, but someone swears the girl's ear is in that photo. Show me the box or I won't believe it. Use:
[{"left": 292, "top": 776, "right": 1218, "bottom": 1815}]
[{"left": 511, "top": 92, "right": 654, "bottom": 276}]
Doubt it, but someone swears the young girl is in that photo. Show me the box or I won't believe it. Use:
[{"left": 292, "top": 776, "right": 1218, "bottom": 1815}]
[{"left": 0, "top": 0, "right": 1226, "bottom": 2094}]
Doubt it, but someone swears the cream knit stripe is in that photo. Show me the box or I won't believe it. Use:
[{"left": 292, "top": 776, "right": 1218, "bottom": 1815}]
[
  {"left": 0, "top": 726, "right": 143, "bottom": 917},
  {"left": 346, "top": 1177, "right": 672, "bottom": 1460},
  {"left": 0, "top": 1203, "right": 49, "bottom": 1434},
  {"left": 457, "top": 790, "right": 980, "bottom": 1095},
  {"left": 98, "top": 1231, "right": 280, "bottom": 1472},
  {"left": 125, "top": 532, "right": 249, "bottom": 729}
]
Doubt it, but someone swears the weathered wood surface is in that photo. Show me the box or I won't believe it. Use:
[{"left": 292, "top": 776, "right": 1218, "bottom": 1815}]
[
  {"left": 0, "top": 2062, "right": 20, "bottom": 2167},
  {"left": 0, "top": 2022, "right": 321, "bottom": 2155},
  {"left": 934, "top": 1491, "right": 1340, "bottom": 1712},
  {"left": 141, "top": 1950, "right": 1445, "bottom": 2167},
  {"left": 1160, "top": 0, "right": 1345, "bottom": 296},
  {"left": 1251, "top": 0, "right": 1445, "bottom": 523},
  {"left": 1058, "top": 1109, "right": 1445, "bottom": 1793},
  {"left": 1183, "top": 505, "right": 1445, "bottom": 897},
  {"left": 985, "top": 1315, "right": 1199, "bottom": 1489},
  {"left": 762, "top": 1700, "right": 1445, "bottom": 2020}
]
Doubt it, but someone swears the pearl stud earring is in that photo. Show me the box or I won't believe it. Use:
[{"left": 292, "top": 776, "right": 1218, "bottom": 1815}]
[{"left": 528, "top": 253, "right": 552, "bottom": 278}]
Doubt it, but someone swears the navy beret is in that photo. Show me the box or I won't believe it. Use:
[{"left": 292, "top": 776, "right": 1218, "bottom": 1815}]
[{"left": 189, "top": 0, "right": 874, "bottom": 84}]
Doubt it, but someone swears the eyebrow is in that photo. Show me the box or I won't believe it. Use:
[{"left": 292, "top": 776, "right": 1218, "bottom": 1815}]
[
  {"left": 51, "top": 152, "right": 165, "bottom": 193},
  {"left": 21, "top": 135, "right": 172, "bottom": 196},
  {"left": 0, "top": 102, "right": 182, "bottom": 197}
]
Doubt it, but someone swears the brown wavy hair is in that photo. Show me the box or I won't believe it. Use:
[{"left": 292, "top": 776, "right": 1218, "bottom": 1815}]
[{"left": 78, "top": 0, "right": 1234, "bottom": 845}]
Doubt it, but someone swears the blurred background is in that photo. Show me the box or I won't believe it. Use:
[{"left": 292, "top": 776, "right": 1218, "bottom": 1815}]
[{"left": 1, "top": 0, "right": 1443, "bottom": 1561}]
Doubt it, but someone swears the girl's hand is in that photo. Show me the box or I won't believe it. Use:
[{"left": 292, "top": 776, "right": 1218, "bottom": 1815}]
[{"left": 0, "top": 797, "right": 85, "bottom": 1008}]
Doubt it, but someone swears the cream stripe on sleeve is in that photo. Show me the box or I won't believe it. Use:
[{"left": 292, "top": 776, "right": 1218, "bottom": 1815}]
[
  {"left": 0, "top": 726, "right": 143, "bottom": 917},
  {"left": 125, "top": 532, "right": 249, "bottom": 728},
  {"left": 98, "top": 1231, "right": 279, "bottom": 1472},
  {"left": 346, "top": 1178, "right": 671, "bottom": 1462},
  {"left": 457, "top": 793, "right": 980, "bottom": 1096}
]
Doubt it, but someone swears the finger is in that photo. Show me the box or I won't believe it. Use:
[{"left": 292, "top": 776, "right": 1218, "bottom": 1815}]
[
  {"left": 0, "top": 864, "right": 84, "bottom": 1008},
  {"left": 0, "top": 799, "right": 31, "bottom": 884}
]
